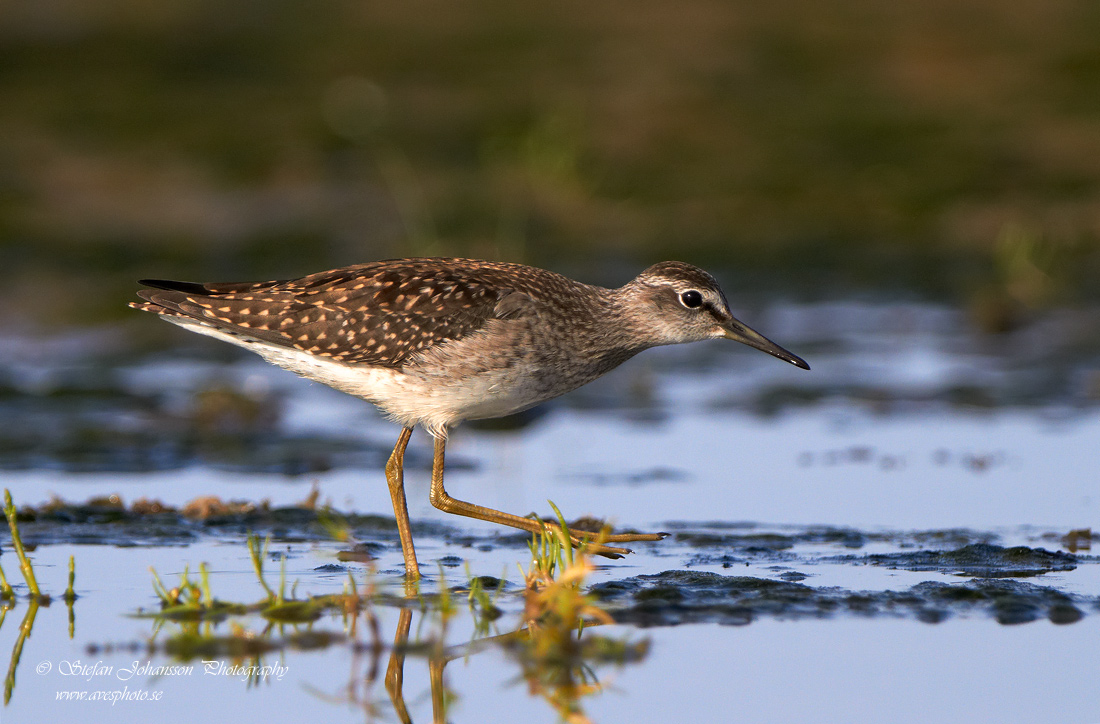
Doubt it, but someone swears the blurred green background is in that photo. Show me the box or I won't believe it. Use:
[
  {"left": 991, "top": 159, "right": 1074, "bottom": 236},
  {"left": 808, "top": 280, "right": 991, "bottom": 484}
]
[{"left": 3, "top": 0, "right": 1100, "bottom": 327}]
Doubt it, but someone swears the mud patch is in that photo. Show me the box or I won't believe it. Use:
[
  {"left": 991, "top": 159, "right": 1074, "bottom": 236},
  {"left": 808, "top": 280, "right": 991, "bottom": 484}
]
[
  {"left": 666, "top": 523, "right": 1000, "bottom": 553},
  {"left": 591, "top": 571, "right": 1096, "bottom": 626},
  {"left": 835, "top": 543, "right": 1077, "bottom": 578},
  {"left": 9, "top": 496, "right": 455, "bottom": 547}
]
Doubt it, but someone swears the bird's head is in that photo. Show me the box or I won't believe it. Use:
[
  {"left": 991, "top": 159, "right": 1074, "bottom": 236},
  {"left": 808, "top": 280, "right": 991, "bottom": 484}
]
[{"left": 624, "top": 261, "right": 809, "bottom": 370}]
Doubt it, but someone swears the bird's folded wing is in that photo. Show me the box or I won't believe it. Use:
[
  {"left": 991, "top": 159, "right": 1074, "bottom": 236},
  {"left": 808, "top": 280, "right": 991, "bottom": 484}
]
[{"left": 132, "top": 261, "right": 542, "bottom": 368}]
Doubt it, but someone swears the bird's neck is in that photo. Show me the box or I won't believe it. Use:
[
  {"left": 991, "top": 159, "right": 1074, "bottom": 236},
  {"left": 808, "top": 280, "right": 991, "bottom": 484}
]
[{"left": 605, "top": 281, "right": 681, "bottom": 349}]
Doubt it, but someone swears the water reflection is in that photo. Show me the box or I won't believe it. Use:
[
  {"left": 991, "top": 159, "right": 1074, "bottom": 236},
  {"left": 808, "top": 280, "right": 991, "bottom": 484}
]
[
  {"left": 0, "top": 566, "right": 646, "bottom": 721},
  {"left": 118, "top": 532, "right": 649, "bottom": 723},
  {"left": 3, "top": 599, "right": 40, "bottom": 705},
  {"left": 1, "top": 528, "right": 1097, "bottom": 721},
  {"left": 2, "top": 591, "right": 80, "bottom": 706}
]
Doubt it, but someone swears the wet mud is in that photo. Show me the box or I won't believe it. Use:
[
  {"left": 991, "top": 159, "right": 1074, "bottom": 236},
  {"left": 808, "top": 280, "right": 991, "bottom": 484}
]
[
  {"left": 8, "top": 496, "right": 454, "bottom": 547},
  {"left": 592, "top": 571, "right": 1094, "bottom": 626},
  {"left": 833, "top": 542, "right": 1079, "bottom": 578}
]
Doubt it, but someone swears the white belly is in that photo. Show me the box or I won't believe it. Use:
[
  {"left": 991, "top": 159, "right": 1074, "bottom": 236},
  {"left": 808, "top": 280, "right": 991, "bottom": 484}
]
[{"left": 164, "top": 316, "right": 548, "bottom": 438}]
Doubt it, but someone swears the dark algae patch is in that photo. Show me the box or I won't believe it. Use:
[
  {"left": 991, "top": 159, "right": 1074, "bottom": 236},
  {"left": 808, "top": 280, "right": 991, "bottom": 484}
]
[
  {"left": 839, "top": 543, "right": 1077, "bottom": 578},
  {"left": 911, "top": 580, "right": 1085, "bottom": 625},
  {"left": 592, "top": 571, "right": 828, "bottom": 626},
  {"left": 592, "top": 571, "right": 1096, "bottom": 626},
  {"left": 9, "top": 495, "right": 455, "bottom": 548}
]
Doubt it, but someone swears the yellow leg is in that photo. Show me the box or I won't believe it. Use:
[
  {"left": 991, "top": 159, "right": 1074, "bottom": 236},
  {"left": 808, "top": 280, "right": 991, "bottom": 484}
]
[
  {"left": 385, "top": 427, "right": 420, "bottom": 579},
  {"left": 384, "top": 607, "right": 413, "bottom": 724},
  {"left": 426, "top": 435, "right": 665, "bottom": 557},
  {"left": 429, "top": 656, "right": 447, "bottom": 724}
]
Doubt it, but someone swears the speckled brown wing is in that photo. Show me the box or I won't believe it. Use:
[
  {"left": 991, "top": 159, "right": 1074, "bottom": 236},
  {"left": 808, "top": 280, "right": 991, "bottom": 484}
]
[{"left": 132, "top": 259, "right": 537, "bottom": 368}]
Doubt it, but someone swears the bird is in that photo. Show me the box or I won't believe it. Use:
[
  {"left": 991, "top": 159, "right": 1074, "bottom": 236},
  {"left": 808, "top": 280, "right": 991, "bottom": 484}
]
[{"left": 131, "top": 257, "right": 809, "bottom": 579}]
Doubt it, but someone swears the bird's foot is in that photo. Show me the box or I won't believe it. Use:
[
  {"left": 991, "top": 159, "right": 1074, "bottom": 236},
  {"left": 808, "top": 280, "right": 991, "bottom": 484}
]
[
  {"left": 564, "top": 529, "right": 667, "bottom": 557},
  {"left": 562, "top": 516, "right": 669, "bottom": 545},
  {"left": 599, "top": 530, "right": 669, "bottom": 543},
  {"left": 578, "top": 540, "right": 631, "bottom": 558}
]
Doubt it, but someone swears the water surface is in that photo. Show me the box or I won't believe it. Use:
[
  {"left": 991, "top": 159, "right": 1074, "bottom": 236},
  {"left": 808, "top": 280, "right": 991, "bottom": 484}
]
[{"left": 1, "top": 299, "right": 1098, "bottom": 722}]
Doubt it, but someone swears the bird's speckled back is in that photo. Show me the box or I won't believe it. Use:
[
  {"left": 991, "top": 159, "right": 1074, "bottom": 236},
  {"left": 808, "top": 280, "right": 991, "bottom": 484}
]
[{"left": 134, "top": 258, "right": 606, "bottom": 369}]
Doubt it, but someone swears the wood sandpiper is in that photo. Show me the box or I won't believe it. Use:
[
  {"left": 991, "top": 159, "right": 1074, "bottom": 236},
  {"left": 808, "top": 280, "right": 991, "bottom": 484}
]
[{"left": 132, "top": 257, "right": 809, "bottom": 578}]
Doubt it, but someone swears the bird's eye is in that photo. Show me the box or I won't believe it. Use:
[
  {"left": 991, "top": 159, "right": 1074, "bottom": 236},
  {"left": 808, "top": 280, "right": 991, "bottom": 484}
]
[{"left": 680, "top": 290, "right": 704, "bottom": 309}]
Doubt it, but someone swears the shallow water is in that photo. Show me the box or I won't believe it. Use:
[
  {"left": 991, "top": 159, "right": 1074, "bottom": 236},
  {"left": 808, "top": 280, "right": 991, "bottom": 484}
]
[
  {"left": 1, "top": 299, "right": 1099, "bottom": 722},
  {"left": 3, "top": 539, "right": 1098, "bottom": 723}
]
